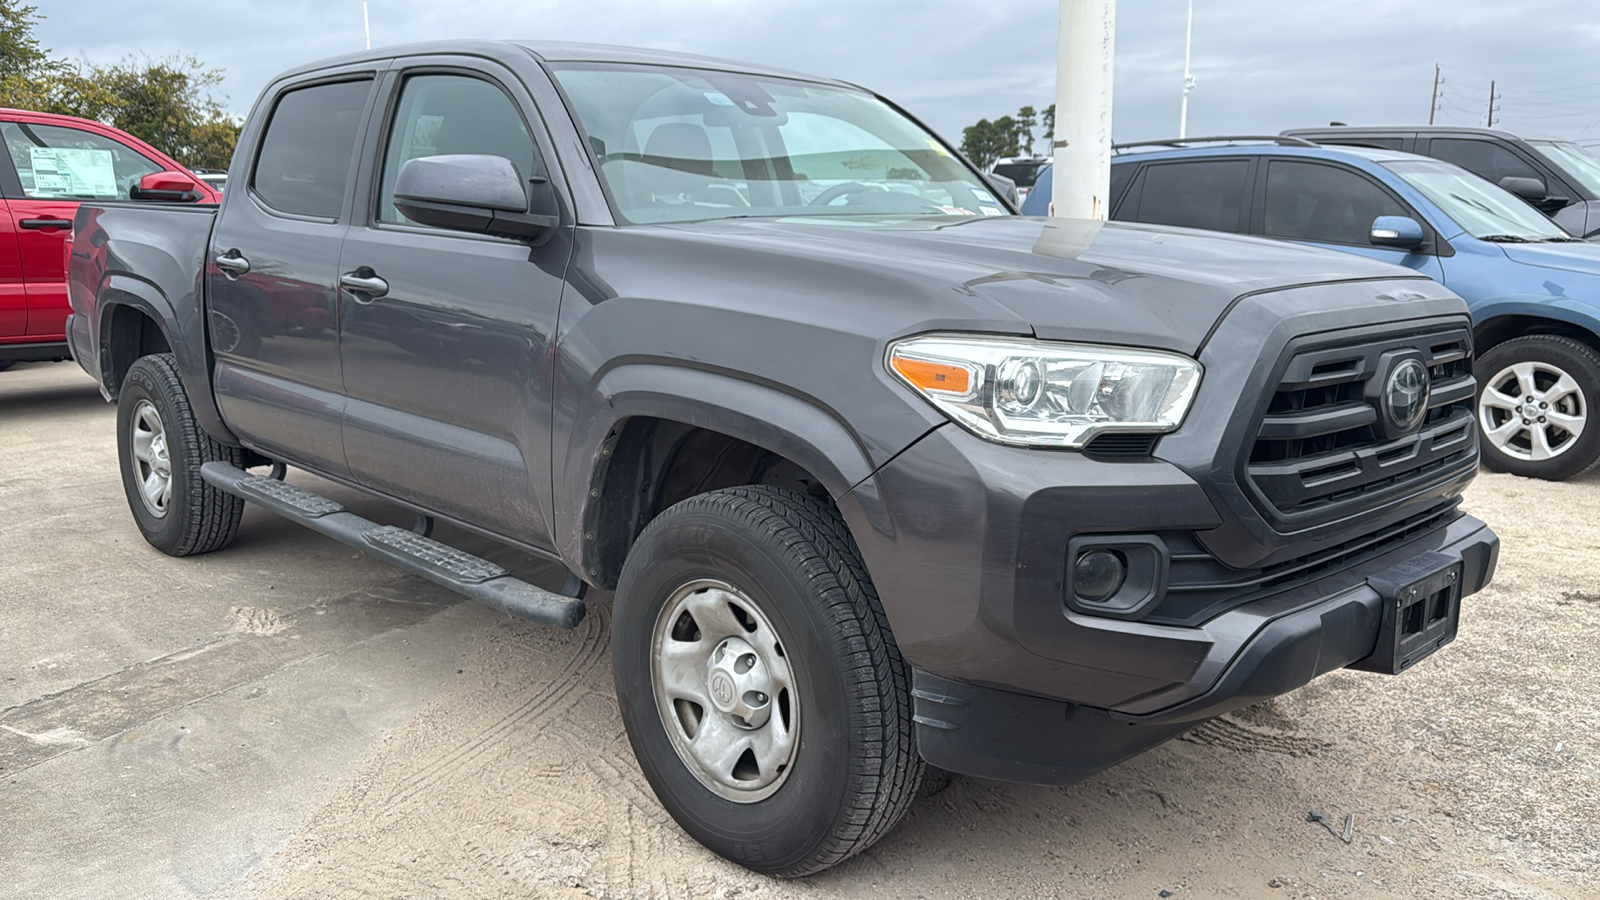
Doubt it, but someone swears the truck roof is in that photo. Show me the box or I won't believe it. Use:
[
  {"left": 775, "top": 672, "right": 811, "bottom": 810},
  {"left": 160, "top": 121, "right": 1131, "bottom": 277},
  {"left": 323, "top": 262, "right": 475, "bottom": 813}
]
[{"left": 269, "top": 39, "right": 844, "bottom": 87}]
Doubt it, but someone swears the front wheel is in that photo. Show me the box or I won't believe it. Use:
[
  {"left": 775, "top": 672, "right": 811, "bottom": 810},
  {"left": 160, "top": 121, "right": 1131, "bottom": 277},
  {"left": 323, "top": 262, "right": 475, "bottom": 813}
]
[
  {"left": 1475, "top": 335, "right": 1600, "bottom": 481},
  {"left": 612, "top": 486, "right": 922, "bottom": 876},
  {"left": 116, "top": 353, "right": 245, "bottom": 555}
]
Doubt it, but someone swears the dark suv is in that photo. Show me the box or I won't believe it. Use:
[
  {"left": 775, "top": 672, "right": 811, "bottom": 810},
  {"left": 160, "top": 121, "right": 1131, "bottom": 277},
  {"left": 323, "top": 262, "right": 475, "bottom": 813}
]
[{"left": 1286, "top": 125, "right": 1600, "bottom": 239}]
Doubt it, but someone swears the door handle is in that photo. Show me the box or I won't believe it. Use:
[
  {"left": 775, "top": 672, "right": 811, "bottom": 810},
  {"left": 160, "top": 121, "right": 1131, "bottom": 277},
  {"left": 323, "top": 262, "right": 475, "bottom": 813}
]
[
  {"left": 339, "top": 269, "right": 389, "bottom": 301},
  {"left": 215, "top": 250, "right": 251, "bottom": 276},
  {"left": 19, "top": 218, "right": 71, "bottom": 230}
]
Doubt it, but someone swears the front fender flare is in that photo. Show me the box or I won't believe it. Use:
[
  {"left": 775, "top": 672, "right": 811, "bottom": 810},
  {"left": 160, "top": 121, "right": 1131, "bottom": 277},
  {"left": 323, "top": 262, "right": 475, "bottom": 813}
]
[{"left": 557, "top": 362, "right": 907, "bottom": 578}]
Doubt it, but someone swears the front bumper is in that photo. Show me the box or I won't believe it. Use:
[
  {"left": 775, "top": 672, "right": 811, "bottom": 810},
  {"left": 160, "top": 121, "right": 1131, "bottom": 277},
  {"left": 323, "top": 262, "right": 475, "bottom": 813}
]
[
  {"left": 847, "top": 424, "right": 1496, "bottom": 785},
  {"left": 910, "top": 513, "right": 1495, "bottom": 785}
]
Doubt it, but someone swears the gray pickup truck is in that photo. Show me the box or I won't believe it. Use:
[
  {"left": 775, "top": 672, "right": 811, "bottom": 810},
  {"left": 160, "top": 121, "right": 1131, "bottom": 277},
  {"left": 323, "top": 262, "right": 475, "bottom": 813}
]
[{"left": 67, "top": 41, "right": 1498, "bottom": 875}]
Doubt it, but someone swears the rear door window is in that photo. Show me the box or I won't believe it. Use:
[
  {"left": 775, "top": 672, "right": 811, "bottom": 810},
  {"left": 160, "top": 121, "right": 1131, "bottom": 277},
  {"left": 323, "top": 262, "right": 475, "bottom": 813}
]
[
  {"left": 1127, "top": 159, "right": 1249, "bottom": 232},
  {"left": 251, "top": 79, "right": 373, "bottom": 219},
  {"left": 0, "top": 121, "right": 162, "bottom": 200},
  {"left": 1426, "top": 138, "right": 1542, "bottom": 186},
  {"left": 1261, "top": 160, "right": 1410, "bottom": 245}
]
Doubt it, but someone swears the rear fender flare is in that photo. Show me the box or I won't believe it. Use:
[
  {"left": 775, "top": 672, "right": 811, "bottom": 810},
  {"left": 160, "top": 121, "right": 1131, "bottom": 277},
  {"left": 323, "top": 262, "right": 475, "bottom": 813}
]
[{"left": 98, "top": 273, "right": 238, "bottom": 445}]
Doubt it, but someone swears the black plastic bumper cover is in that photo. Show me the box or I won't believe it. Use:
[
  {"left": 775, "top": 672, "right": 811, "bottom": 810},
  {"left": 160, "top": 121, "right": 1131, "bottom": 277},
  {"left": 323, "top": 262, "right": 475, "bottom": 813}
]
[{"left": 913, "top": 519, "right": 1498, "bottom": 785}]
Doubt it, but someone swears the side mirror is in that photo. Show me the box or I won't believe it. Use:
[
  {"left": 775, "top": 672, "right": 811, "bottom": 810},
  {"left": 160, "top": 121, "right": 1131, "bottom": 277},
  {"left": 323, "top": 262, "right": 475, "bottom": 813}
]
[
  {"left": 393, "top": 154, "right": 557, "bottom": 240},
  {"left": 983, "top": 171, "right": 1019, "bottom": 206},
  {"left": 131, "top": 171, "right": 203, "bottom": 202},
  {"left": 1370, "top": 215, "right": 1426, "bottom": 251},
  {"left": 1498, "top": 176, "right": 1547, "bottom": 202}
]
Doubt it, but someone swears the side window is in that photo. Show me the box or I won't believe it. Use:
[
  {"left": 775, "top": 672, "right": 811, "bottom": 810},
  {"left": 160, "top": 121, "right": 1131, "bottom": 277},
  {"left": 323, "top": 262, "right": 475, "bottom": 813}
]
[
  {"left": 1428, "top": 138, "right": 1542, "bottom": 186},
  {"left": 1262, "top": 160, "right": 1409, "bottom": 245},
  {"left": 1109, "top": 163, "right": 1133, "bottom": 210},
  {"left": 1129, "top": 160, "right": 1249, "bottom": 232},
  {"left": 0, "top": 121, "right": 162, "bottom": 200},
  {"left": 252, "top": 79, "right": 373, "bottom": 219},
  {"left": 377, "top": 74, "right": 536, "bottom": 225}
]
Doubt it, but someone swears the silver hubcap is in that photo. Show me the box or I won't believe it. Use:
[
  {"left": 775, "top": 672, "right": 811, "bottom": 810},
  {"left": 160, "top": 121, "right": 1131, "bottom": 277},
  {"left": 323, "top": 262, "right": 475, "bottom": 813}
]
[
  {"left": 1478, "top": 361, "right": 1587, "bottom": 462},
  {"left": 129, "top": 399, "right": 172, "bottom": 517},
  {"left": 651, "top": 579, "right": 798, "bottom": 803}
]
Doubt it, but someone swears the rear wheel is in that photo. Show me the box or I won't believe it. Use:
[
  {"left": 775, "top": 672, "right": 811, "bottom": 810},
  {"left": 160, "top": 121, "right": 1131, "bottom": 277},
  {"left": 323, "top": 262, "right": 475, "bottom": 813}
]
[
  {"left": 117, "top": 353, "right": 245, "bottom": 555},
  {"left": 1475, "top": 335, "right": 1600, "bottom": 480},
  {"left": 612, "top": 486, "right": 922, "bottom": 876}
]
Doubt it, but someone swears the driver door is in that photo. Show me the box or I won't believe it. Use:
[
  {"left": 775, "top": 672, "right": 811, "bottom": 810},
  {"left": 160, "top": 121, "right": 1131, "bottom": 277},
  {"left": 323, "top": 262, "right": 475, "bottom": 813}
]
[{"left": 1251, "top": 159, "right": 1445, "bottom": 281}]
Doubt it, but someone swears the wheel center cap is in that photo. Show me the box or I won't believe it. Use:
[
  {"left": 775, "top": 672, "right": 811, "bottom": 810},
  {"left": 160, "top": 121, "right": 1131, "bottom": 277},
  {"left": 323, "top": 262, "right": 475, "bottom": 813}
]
[{"left": 705, "top": 636, "right": 772, "bottom": 729}]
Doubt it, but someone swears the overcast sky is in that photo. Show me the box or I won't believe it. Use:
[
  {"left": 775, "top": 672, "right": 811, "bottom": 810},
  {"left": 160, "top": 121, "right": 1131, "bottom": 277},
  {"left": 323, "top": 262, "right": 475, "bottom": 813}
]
[{"left": 29, "top": 0, "right": 1600, "bottom": 150}]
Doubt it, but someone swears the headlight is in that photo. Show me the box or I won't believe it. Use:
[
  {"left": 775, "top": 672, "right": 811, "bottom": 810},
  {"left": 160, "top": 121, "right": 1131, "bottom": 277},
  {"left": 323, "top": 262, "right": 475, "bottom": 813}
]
[{"left": 887, "top": 334, "right": 1202, "bottom": 448}]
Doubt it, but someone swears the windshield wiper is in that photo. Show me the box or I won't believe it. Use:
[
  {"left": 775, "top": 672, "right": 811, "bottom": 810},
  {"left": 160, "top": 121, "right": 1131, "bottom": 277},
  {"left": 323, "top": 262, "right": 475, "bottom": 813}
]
[
  {"left": 1539, "top": 236, "right": 1588, "bottom": 243},
  {"left": 1478, "top": 234, "right": 1536, "bottom": 243}
]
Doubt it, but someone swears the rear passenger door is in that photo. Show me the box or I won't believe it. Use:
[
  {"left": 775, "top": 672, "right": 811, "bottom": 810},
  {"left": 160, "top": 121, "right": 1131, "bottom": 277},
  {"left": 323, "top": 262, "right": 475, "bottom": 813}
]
[
  {"left": 1114, "top": 158, "right": 1253, "bottom": 234},
  {"left": 207, "top": 72, "right": 379, "bottom": 478},
  {"left": 1248, "top": 158, "right": 1444, "bottom": 280},
  {"left": 335, "top": 61, "right": 574, "bottom": 547}
]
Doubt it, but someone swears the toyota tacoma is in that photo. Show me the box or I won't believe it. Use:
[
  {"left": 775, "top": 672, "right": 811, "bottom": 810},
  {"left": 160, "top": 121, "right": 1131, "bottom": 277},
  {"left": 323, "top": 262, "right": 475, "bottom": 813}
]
[{"left": 66, "top": 41, "right": 1498, "bottom": 876}]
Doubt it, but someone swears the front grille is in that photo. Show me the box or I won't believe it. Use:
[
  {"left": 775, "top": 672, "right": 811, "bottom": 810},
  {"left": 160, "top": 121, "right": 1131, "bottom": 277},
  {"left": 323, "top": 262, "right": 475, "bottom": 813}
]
[
  {"left": 1147, "top": 503, "right": 1460, "bottom": 625},
  {"left": 1243, "top": 325, "right": 1477, "bottom": 527}
]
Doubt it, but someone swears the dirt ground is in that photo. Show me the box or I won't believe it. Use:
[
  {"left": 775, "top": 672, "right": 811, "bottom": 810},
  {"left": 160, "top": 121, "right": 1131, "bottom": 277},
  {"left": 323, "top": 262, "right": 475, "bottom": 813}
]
[{"left": 4, "top": 362, "right": 1597, "bottom": 900}]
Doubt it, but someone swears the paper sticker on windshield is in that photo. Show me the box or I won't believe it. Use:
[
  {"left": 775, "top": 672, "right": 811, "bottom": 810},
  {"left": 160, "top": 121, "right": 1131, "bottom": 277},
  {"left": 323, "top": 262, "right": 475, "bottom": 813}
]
[
  {"left": 925, "top": 139, "right": 951, "bottom": 158},
  {"left": 937, "top": 205, "right": 977, "bottom": 216},
  {"left": 704, "top": 92, "right": 735, "bottom": 106},
  {"left": 979, "top": 206, "right": 1005, "bottom": 216},
  {"left": 972, "top": 189, "right": 997, "bottom": 204},
  {"left": 27, "top": 146, "right": 117, "bottom": 197}
]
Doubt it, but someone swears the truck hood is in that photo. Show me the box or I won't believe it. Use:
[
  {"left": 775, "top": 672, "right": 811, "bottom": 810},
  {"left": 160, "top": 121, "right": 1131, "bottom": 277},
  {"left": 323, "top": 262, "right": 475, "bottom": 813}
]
[{"left": 660, "top": 215, "right": 1431, "bottom": 354}]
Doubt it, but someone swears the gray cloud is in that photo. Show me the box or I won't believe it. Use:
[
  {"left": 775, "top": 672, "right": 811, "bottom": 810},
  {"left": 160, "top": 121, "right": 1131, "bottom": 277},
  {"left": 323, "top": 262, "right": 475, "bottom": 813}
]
[{"left": 28, "top": 0, "right": 1600, "bottom": 146}]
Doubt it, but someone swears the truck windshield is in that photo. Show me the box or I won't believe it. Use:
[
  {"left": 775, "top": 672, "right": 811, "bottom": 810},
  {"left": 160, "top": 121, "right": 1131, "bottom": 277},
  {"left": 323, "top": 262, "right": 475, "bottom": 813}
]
[
  {"left": 549, "top": 62, "right": 1008, "bottom": 224},
  {"left": 1383, "top": 159, "right": 1571, "bottom": 241},
  {"left": 1528, "top": 140, "right": 1600, "bottom": 196}
]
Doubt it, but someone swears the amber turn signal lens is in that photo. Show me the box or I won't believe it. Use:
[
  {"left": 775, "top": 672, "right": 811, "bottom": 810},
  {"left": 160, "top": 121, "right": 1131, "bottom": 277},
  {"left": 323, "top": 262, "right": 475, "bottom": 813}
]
[{"left": 890, "top": 356, "right": 972, "bottom": 394}]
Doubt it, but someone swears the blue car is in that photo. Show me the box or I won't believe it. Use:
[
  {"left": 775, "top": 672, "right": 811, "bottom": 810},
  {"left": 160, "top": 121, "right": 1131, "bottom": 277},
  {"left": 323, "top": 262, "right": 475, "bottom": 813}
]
[{"left": 1024, "top": 139, "right": 1600, "bottom": 480}]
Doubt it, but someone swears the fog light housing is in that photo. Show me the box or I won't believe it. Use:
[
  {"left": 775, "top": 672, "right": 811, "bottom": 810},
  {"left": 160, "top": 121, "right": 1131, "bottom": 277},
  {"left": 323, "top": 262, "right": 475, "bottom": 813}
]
[
  {"left": 1073, "top": 549, "right": 1126, "bottom": 602},
  {"left": 1065, "top": 535, "right": 1169, "bottom": 619}
]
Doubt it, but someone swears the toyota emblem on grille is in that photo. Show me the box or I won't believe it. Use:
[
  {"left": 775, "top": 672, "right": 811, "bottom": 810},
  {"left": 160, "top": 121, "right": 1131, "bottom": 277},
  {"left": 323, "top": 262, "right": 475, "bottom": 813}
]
[{"left": 1384, "top": 358, "right": 1430, "bottom": 432}]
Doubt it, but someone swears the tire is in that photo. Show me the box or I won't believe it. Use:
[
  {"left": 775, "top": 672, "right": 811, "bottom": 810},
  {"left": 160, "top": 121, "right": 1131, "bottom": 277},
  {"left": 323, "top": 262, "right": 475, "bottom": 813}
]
[
  {"left": 1475, "top": 335, "right": 1600, "bottom": 481},
  {"left": 612, "top": 485, "right": 922, "bottom": 876},
  {"left": 116, "top": 353, "right": 245, "bottom": 555}
]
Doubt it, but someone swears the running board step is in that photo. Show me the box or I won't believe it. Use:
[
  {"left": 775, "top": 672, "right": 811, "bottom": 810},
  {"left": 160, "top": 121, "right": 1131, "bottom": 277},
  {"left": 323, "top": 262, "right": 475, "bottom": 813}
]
[{"left": 200, "top": 462, "right": 585, "bottom": 629}]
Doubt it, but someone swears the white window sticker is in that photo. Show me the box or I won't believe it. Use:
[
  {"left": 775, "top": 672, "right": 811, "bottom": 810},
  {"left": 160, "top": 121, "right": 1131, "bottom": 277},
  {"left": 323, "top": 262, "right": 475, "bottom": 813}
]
[
  {"left": 27, "top": 146, "right": 118, "bottom": 197},
  {"left": 972, "top": 189, "right": 998, "bottom": 204}
]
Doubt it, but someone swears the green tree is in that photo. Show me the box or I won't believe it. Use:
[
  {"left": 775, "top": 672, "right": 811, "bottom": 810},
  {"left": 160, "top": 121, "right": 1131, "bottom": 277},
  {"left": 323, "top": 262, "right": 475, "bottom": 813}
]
[
  {"left": 1042, "top": 103, "right": 1056, "bottom": 145},
  {"left": 0, "top": 6, "right": 240, "bottom": 169},
  {"left": 0, "top": 0, "right": 52, "bottom": 82},
  {"left": 961, "top": 119, "right": 1007, "bottom": 168},
  {"left": 1015, "top": 105, "right": 1038, "bottom": 157}
]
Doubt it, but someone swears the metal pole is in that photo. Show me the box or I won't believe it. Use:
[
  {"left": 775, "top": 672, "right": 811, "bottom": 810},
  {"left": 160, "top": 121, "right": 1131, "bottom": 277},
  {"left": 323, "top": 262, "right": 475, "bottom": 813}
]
[
  {"left": 1179, "top": 0, "right": 1194, "bottom": 139},
  {"left": 1051, "top": 0, "right": 1117, "bottom": 220},
  {"left": 1429, "top": 64, "right": 1440, "bottom": 125},
  {"left": 1487, "top": 79, "right": 1496, "bottom": 128},
  {"left": 363, "top": 0, "right": 372, "bottom": 50}
]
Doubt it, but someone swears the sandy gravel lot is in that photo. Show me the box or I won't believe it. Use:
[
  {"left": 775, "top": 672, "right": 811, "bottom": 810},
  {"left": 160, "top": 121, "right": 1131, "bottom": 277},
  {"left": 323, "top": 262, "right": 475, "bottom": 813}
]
[{"left": 3, "top": 362, "right": 1596, "bottom": 900}]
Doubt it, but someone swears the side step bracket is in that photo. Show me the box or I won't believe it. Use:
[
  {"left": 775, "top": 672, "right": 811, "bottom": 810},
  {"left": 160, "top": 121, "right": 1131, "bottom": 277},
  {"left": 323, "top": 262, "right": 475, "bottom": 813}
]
[{"left": 200, "top": 462, "right": 585, "bottom": 629}]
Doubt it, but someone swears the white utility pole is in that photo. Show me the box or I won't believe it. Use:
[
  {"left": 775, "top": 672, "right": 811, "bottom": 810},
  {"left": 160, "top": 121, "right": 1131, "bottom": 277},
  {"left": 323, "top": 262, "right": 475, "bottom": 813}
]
[
  {"left": 363, "top": 1, "right": 372, "bottom": 50},
  {"left": 1178, "top": 0, "right": 1195, "bottom": 138},
  {"left": 1050, "top": 0, "right": 1117, "bottom": 220}
]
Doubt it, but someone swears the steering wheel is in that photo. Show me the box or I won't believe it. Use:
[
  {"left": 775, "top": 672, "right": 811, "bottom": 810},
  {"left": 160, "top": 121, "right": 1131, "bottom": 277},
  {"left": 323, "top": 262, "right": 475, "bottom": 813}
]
[{"left": 808, "top": 181, "right": 878, "bottom": 207}]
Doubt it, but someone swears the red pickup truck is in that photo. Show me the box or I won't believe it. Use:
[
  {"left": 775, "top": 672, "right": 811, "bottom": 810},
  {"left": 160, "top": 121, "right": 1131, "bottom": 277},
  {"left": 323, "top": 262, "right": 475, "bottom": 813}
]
[{"left": 1, "top": 109, "right": 218, "bottom": 370}]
